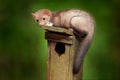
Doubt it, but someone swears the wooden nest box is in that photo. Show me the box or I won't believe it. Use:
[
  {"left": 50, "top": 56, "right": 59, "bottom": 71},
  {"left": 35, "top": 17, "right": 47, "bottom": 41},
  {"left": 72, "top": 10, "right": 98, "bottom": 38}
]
[{"left": 43, "top": 26, "right": 83, "bottom": 80}]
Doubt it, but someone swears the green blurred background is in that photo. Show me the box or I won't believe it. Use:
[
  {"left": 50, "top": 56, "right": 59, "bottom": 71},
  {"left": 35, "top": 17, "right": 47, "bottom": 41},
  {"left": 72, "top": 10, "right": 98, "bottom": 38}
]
[{"left": 0, "top": 0, "right": 120, "bottom": 80}]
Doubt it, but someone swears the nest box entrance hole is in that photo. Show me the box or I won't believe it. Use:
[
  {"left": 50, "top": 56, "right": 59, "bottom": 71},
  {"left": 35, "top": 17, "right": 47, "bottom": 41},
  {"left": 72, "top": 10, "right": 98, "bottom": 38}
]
[{"left": 55, "top": 42, "right": 65, "bottom": 56}]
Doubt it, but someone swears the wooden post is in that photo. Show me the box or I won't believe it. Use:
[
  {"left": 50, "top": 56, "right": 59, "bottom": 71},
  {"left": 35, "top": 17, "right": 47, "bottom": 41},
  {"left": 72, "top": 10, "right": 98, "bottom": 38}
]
[{"left": 43, "top": 26, "right": 83, "bottom": 80}]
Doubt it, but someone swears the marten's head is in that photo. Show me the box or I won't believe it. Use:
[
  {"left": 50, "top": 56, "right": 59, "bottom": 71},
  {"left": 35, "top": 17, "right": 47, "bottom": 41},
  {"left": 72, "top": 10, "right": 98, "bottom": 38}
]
[{"left": 32, "top": 9, "right": 52, "bottom": 26}]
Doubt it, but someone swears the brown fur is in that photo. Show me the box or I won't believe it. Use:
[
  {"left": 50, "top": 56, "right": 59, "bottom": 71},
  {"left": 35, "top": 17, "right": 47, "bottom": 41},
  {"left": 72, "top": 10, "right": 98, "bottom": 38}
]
[{"left": 32, "top": 9, "right": 95, "bottom": 74}]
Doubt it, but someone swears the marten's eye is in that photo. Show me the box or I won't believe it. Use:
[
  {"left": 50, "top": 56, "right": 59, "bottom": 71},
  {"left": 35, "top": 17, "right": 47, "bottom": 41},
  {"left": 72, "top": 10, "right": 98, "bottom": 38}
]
[
  {"left": 36, "top": 19, "right": 39, "bottom": 22},
  {"left": 43, "top": 18, "right": 46, "bottom": 20}
]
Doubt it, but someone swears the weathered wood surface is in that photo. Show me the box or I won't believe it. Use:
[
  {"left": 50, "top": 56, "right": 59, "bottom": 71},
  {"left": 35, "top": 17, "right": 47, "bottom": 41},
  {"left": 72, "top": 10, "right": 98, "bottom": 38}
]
[
  {"left": 42, "top": 26, "right": 73, "bottom": 36},
  {"left": 45, "top": 31, "right": 73, "bottom": 44},
  {"left": 43, "top": 26, "right": 83, "bottom": 80}
]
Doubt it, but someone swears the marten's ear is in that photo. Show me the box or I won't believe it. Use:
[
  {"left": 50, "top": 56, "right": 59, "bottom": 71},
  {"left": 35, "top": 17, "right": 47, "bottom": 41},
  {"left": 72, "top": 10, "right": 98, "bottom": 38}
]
[
  {"left": 32, "top": 13, "right": 36, "bottom": 18},
  {"left": 44, "top": 9, "right": 50, "bottom": 16}
]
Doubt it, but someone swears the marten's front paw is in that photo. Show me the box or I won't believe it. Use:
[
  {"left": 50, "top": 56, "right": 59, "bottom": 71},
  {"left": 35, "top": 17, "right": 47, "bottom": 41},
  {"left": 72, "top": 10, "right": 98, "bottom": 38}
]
[
  {"left": 69, "top": 28, "right": 73, "bottom": 31},
  {"left": 46, "top": 22, "right": 53, "bottom": 26}
]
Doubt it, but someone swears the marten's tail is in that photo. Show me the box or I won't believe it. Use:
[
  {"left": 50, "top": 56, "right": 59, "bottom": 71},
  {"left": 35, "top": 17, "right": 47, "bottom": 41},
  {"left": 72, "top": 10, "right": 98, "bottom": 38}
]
[
  {"left": 70, "top": 15, "right": 95, "bottom": 74},
  {"left": 72, "top": 26, "right": 94, "bottom": 74}
]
